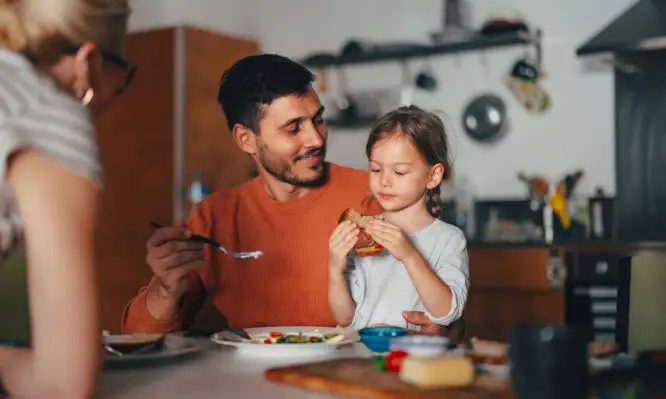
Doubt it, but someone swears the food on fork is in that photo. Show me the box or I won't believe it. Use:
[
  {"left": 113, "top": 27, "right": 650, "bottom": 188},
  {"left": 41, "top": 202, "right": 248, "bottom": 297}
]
[{"left": 338, "top": 208, "right": 384, "bottom": 257}]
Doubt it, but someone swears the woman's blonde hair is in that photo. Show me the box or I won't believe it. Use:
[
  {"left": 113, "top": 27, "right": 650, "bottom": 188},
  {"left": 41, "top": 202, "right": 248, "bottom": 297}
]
[{"left": 0, "top": 0, "right": 130, "bottom": 65}]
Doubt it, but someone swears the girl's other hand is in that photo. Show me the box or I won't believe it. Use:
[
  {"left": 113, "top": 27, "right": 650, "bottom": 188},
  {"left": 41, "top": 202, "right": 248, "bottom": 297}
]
[{"left": 365, "top": 219, "right": 417, "bottom": 262}]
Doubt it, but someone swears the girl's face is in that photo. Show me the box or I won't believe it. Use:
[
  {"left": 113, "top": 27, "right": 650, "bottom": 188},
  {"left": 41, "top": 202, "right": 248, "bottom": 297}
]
[{"left": 368, "top": 133, "right": 443, "bottom": 213}]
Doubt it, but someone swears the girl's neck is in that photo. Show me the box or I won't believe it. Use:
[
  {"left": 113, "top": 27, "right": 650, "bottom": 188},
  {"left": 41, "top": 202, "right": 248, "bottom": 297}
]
[{"left": 383, "top": 199, "right": 434, "bottom": 234}]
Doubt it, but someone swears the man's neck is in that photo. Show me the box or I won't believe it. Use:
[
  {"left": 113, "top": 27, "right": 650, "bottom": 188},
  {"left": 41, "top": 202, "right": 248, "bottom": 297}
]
[{"left": 257, "top": 169, "right": 315, "bottom": 202}]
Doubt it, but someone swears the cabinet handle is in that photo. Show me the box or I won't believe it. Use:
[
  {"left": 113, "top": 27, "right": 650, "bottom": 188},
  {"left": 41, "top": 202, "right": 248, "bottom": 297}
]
[{"left": 547, "top": 256, "right": 566, "bottom": 290}]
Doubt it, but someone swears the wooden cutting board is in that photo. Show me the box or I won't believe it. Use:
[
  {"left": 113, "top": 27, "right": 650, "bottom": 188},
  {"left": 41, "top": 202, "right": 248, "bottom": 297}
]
[{"left": 264, "top": 357, "right": 512, "bottom": 399}]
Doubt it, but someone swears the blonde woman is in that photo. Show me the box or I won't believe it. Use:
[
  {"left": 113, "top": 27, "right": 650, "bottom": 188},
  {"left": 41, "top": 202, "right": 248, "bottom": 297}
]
[{"left": 0, "top": 0, "right": 132, "bottom": 397}]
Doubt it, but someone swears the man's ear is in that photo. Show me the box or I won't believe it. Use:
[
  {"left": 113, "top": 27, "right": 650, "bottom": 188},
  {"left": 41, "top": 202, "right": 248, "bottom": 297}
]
[
  {"left": 72, "top": 41, "right": 98, "bottom": 99},
  {"left": 232, "top": 124, "right": 257, "bottom": 155},
  {"left": 426, "top": 163, "right": 445, "bottom": 190}
]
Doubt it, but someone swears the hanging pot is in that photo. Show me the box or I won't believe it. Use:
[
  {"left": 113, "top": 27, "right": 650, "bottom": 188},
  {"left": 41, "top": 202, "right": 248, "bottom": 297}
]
[{"left": 461, "top": 94, "right": 508, "bottom": 143}]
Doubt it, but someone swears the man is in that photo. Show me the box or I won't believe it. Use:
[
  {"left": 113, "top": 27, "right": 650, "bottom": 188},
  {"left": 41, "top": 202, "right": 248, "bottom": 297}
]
[{"left": 121, "top": 54, "right": 464, "bottom": 340}]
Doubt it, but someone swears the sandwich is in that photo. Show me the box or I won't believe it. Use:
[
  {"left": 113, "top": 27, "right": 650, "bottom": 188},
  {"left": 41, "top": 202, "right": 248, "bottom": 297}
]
[{"left": 338, "top": 208, "right": 383, "bottom": 257}]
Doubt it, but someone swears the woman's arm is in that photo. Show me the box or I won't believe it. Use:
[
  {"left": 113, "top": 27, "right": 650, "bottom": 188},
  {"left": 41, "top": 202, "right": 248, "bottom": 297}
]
[{"left": 0, "top": 149, "right": 100, "bottom": 398}]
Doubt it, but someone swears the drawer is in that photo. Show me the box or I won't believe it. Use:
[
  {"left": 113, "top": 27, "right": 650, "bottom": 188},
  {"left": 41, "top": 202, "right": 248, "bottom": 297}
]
[{"left": 566, "top": 252, "right": 631, "bottom": 285}]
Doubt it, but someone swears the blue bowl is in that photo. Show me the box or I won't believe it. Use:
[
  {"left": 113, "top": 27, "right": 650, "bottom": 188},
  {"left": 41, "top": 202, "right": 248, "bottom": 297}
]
[{"left": 358, "top": 327, "right": 408, "bottom": 353}]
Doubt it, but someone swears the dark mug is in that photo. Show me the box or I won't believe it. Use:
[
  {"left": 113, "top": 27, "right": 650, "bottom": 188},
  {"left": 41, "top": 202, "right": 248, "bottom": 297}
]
[{"left": 509, "top": 325, "right": 589, "bottom": 399}]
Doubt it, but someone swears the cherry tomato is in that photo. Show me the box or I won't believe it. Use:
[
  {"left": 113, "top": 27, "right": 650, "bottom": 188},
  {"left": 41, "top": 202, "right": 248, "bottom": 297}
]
[
  {"left": 263, "top": 338, "right": 272, "bottom": 344},
  {"left": 385, "top": 350, "right": 408, "bottom": 373}
]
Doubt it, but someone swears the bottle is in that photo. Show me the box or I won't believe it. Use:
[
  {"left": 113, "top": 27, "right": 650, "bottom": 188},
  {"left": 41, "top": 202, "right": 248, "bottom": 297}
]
[
  {"left": 589, "top": 187, "right": 607, "bottom": 239},
  {"left": 187, "top": 168, "right": 209, "bottom": 214}
]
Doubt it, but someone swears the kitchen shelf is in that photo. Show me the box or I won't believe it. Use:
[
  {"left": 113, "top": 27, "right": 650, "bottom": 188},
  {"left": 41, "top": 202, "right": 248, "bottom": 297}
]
[{"left": 301, "top": 29, "right": 543, "bottom": 69}]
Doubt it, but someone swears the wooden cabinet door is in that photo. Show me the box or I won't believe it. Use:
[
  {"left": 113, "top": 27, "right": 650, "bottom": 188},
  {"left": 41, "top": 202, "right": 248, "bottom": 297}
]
[
  {"left": 465, "top": 248, "right": 565, "bottom": 341},
  {"left": 94, "top": 28, "right": 176, "bottom": 332}
]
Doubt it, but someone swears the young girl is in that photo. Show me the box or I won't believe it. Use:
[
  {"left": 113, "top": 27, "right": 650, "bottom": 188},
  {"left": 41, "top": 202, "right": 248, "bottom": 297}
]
[{"left": 327, "top": 105, "right": 469, "bottom": 330}]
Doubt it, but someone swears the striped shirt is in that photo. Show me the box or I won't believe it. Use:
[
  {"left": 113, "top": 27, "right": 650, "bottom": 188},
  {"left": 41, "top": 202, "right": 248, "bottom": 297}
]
[{"left": 0, "top": 48, "right": 100, "bottom": 265}]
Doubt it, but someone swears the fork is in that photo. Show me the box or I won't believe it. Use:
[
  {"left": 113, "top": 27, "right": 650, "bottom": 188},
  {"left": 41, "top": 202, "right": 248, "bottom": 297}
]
[{"left": 150, "top": 222, "right": 263, "bottom": 260}]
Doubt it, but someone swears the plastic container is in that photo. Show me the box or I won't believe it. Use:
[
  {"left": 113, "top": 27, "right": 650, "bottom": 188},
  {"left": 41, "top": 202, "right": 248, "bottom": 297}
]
[
  {"left": 390, "top": 335, "right": 450, "bottom": 357},
  {"left": 358, "top": 327, "right": 407, "bottom": 353}
]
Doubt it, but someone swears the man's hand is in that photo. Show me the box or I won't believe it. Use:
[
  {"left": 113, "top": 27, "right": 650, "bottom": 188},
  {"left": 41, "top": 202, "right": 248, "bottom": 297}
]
[
  {"left": 402, "top": 311, "right": 466, "bottom": 345},
  {"left": 145, "top": 223, "right": 205, "bottom": 301}
]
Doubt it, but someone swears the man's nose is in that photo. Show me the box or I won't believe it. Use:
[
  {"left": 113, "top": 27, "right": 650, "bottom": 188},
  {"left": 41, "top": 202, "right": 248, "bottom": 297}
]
[{"left": 301, "top": 122, "right": 325, "bottom": 148}]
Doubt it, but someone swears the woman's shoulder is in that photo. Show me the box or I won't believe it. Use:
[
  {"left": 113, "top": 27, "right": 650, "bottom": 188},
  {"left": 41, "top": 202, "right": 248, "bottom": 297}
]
[{"left": 0, "top": 51, "right": 99, "bottom": 186}]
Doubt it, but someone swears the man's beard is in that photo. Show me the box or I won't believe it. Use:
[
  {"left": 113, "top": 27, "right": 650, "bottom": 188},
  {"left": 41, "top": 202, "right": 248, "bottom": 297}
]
[{"left": 258, "top": 144, "right": 328, "bottom": 187}]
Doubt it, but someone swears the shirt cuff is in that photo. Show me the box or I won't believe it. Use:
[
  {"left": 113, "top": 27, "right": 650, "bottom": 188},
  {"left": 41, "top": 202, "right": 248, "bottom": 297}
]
[
  {"left": 120, "top": 280, "right": 185, "bottom": 334},
  {"left": 426, "top": 285, "right": 465, "bottom": 326}
]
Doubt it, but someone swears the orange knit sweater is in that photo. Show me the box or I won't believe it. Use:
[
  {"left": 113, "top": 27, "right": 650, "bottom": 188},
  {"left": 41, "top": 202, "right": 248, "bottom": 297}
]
[{"left": 121, "top": 163, "right": 381, "bottom": 333}]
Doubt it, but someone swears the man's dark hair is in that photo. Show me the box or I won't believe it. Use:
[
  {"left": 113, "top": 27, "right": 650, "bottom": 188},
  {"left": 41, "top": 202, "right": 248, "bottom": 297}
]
[{"left": 217, "top": 53, "right": 315, "bottom": 133}]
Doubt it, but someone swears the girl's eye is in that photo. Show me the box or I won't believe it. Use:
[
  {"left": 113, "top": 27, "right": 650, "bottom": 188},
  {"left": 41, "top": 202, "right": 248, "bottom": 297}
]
[
  {"left": 370, "top": 168, "right": 381, "bottom": 173},
  {"left": 394, "top": 171, "right": 408, "bottom": 176}
]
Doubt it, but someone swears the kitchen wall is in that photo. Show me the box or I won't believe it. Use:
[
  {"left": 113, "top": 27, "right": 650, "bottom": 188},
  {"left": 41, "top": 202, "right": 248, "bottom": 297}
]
[
  {"left": 129, "top": 0, "right": 254, "bottom": 37},
  {"left": 129, "top": 0, "right": 634, "bottom": 199}
]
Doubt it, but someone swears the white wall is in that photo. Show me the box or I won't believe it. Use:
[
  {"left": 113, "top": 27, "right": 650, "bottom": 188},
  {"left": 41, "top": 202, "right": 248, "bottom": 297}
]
[
  {"left": 129, "top": 0, "right": 255, "bottom": 37},
  {"left": 129, "top": 0, "right": 635, "bottom": 199}
]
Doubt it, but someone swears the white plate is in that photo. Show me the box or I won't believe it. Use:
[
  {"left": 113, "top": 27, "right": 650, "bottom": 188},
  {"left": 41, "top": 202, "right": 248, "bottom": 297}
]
[
  {"left": 210, "top": 326, "right": 359, "bottom": 358},
  {"left": 103, "top": 334, "right": 201, "bottom": 366}
]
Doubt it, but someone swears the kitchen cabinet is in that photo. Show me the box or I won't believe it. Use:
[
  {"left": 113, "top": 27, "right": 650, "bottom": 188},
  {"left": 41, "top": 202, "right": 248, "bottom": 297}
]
[
  {"left": 94, "top": 27, "right": 259, "bottom": 332},
  {"left": 465, "top": 247, "right": 565, "bottom": 341}
]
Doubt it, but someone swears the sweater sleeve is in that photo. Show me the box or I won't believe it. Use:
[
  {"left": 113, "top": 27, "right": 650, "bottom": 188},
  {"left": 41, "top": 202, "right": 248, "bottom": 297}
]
[
  {"left": 120, "top": 205, "right": 211, "bottom": 334},
  {"left": 425, "top": 227, "right": 470, "bottom": 326}
]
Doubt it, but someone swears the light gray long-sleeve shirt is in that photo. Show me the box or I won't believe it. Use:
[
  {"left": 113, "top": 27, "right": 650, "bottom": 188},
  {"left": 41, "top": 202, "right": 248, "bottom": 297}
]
[{"left": 344, "top": 219, "right": 469, "bottom": 329}]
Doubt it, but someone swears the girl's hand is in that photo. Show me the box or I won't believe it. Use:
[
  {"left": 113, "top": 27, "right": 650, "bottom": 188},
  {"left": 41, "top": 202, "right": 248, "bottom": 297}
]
[
  {"left": 365, "top": 219, "right": 418, "bottom": 262},
  {"left": 328, "top": 220, "right": 359, "bottom": 274}
]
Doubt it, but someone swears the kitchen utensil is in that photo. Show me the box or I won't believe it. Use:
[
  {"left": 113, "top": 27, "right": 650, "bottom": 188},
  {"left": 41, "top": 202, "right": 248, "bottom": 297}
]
[
  {"left": 265, "top": 357, "right": 511, "bottom": 398},
  {"left": 505, "top": 57, "right": 551, "bottom": 113},
  {"left": 215, "top": 328, "right": 252, "bottom": 343},
  {"left": 462, "top": 94, "right": 507, "bottom": 143},
  {"left": 150, "top": 222, "right": 262, "bottom": 260}
]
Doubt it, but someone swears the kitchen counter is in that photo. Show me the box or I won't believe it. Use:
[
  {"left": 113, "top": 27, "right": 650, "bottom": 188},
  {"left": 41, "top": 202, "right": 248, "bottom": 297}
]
[{"left": 467, "top": 240, "right": 666, "bottom": 252}]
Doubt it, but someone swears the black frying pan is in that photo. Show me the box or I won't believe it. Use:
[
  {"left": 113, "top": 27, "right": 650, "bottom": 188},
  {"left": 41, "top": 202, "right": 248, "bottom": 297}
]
[{"left": 462, "top": 94, "right": 507, "bottom": 143}]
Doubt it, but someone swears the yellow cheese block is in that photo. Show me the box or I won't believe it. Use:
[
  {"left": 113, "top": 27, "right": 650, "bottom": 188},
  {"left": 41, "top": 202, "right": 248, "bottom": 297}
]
[{"left": 399, "top": 356, "right": 475, "bottom": 389}]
